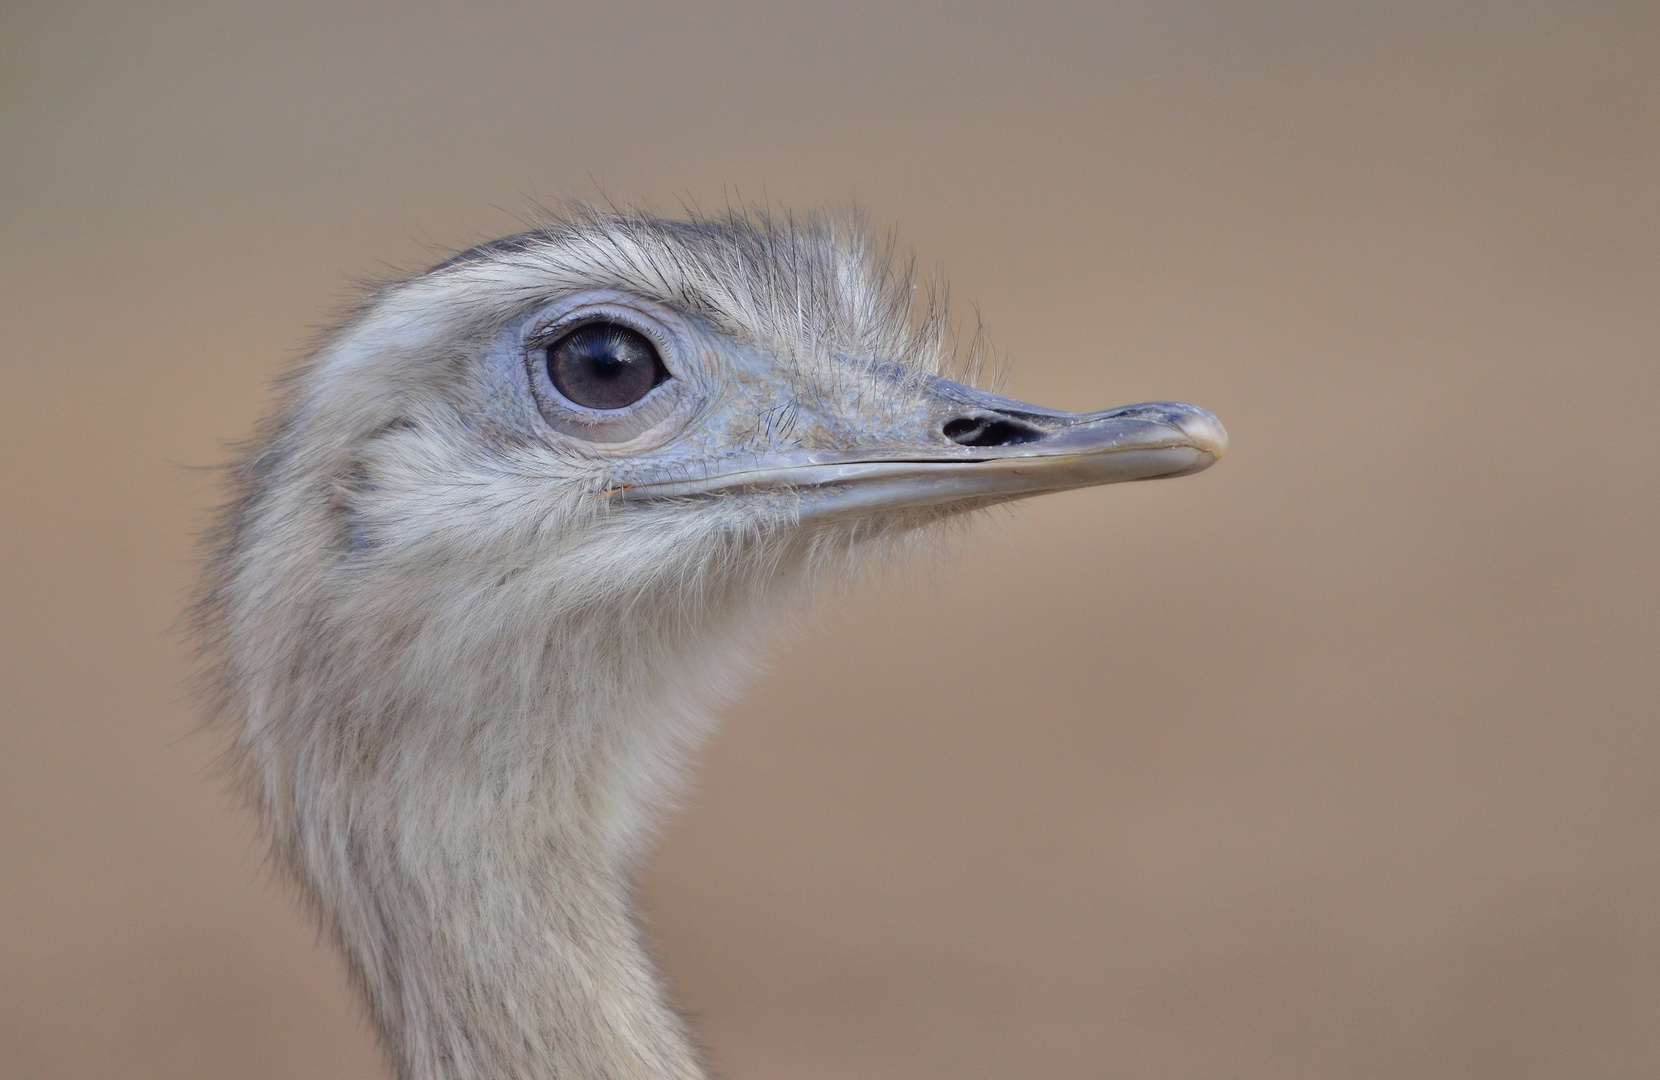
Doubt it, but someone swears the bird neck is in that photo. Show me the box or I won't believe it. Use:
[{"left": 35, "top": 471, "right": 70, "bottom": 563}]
[
  {"left": 292, "top": 619, "right": 743, "bottom": 1080},
  {"left": 346, "top": 767, "right": 707, "bottom": 1080}
]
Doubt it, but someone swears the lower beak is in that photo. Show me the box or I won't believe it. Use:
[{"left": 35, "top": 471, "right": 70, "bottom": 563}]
[{"left": 614, "top": 377, "right": 1227, "bottom": 519}]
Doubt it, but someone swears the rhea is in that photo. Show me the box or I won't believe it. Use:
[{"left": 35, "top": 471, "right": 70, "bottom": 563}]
[{"left": 199, "top": 209, "right": 1225, "bottom": 1080}]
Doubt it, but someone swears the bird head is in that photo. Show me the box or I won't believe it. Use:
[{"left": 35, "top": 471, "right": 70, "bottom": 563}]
[{"left": 206, "top": 209, "right": 1225, "bottom": 849}]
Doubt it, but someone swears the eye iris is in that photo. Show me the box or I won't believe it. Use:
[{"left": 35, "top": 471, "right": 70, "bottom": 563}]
[{"left": 545, "top": 323, "right": 666, "bottom": 410}]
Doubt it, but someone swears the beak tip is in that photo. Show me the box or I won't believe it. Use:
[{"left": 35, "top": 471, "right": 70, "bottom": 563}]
[{"left": 1173, "top": 406, "right": 1228, "bottom": 460}]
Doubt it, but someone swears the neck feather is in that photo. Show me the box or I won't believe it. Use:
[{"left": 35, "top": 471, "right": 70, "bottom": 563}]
[
  {"left": 330, "top": 737, "right": 709, "bottom": 1080},
  {"left": 248, "top": 596, "right": 762, "bottom": 1080}
]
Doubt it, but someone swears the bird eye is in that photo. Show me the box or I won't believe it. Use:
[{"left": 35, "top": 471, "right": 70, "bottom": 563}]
[{"left": 544, "top": 323, "right": 667, "bottom": 410}]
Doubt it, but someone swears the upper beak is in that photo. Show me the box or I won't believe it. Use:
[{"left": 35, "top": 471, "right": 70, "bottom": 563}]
[{"left": 613, "top": 374, "right": 1226, "bottom": 519}]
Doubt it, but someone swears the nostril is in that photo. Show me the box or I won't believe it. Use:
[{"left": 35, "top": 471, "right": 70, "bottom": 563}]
[{"left": 942, "top": 416, "right": 1046, "bottom": 447}]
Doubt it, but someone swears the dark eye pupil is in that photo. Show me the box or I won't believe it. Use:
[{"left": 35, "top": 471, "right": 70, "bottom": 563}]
[{"left": 545, "top": 323, "right": 666, "bottom": 410}]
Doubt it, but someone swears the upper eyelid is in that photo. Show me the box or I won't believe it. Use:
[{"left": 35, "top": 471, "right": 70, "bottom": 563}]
[
  {"left": 528, "top": 306, "right": 669, "bottom": 345},
  {"left": 529, "top": 316, "right": 685, "bottom": 382}
]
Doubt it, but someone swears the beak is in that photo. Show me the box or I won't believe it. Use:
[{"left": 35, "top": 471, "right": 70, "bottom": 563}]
[{"left": 613, "top": 374, "right": 1226, "bottom": 519}]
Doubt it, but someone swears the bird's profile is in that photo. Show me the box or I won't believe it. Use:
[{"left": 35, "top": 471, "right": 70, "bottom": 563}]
[{"left": 197, "top": 207, "right": 1226, "bottom": 1080}]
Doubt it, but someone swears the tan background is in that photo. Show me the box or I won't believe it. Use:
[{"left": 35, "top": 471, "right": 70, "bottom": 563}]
[{"left": 3, "top": 3, "right": 1658, "bottom": 1077}]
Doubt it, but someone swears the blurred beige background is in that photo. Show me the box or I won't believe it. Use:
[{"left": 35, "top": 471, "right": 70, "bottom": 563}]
[{"left": 3, "top": 2, "right": 1657, "bottom": 1077}]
